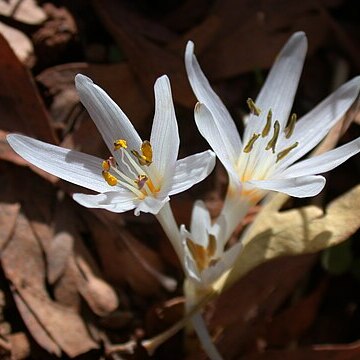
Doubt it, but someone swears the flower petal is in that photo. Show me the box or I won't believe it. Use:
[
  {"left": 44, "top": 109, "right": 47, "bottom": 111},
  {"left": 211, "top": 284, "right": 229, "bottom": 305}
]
[
  {"left": 248, "top": 175, "right": 326, "bottom": 198},
  {"left": 168, "top": 149, "right": 216, "bottom": 196},
  {"left": 75, "top": 74, "right": 142, "bottom": 156},
  {"left": 73, "top": 191, "right": 136, "bottom": 212},
  {"left": 281, "top": 137, "right": 360, "bottom": 178},
  {"left": 190, "top": 200, "right": 211, "bottom": 247},
  {"left": 150, "top": 75, "right": 179, "bottom": 178},
  {"left": 244, "top": 32, "right": 307, "bottom": 140},
  {"left": 7, "top": 134, "right": 109, "bottom": 193},
  {"left": 278, "top": 76, "right": 360, "bottom": 170},
  {"left": 194, "top": 103, "right": 237, "bottom": 177},
  {"left": 200, "top": 242, "right": 243, "bottom": 287},
  {"left": 134, "top": 195, "right": 169, "bottom": 216},
  {"left": 185, "top": 41, "right": 242, "bottom": 159}
]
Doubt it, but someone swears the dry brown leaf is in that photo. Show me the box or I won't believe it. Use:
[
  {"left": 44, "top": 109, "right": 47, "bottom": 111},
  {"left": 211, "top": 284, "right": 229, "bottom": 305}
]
[
  {"left": 217, "top": 184, "right": 360, "bottom": 292},
  {"left": 0, "top": 0, "right": 46, "bottom": 25},
  {"left": 0, "top": 201, "right": 20, "bottom": 251},
  {"left": 0, "top": 34, "right": 56, "bottom": 142},
  {"left": 0, "top": 22, "right": 34, "bottom": 65},
  {"left": 1, "top": 212, "right": 98, "bottom": 357}
]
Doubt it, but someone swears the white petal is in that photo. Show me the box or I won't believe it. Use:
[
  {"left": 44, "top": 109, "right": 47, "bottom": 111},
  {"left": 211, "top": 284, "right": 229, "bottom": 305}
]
[
  {"left": 185, "top": 41, "right": 242, "bottom": 159},
  {"left": 150, "top": 75, "right": 179, "bottom": 178},
  {"left": 73, "top": 191, "right": 137, "bottom": 212},
  {"left": 75, "top": 74, "right": 142, "bottom": 156},
  {"left": 244, "top": 32, "right": 307, "bottom": 140},
  {"left": 281, "top": 137, "right": 360, "bottom": 178},
  {"left": 190, "top": 200, "right": 211, "bottom": 247},
  {"left": 7, "top": 134, "right": 109, "bottom": 193},
  {"left": 194, "top": 103, "right": 238, "bottom": 177},
  {"left": 134, "top": 195, "right": 169, "bottom": 216},
  {"left": 248, "top": 175, "right": 326, "bottom": 198},
  {"left": 278, "top": 76, "right": 360, "bottom": 170},
  {"left": 200, "top": 242, "right": 243, "bottom": 286},
  {"left": 168, "top": 150, "right": 216, "bottom": 196}
]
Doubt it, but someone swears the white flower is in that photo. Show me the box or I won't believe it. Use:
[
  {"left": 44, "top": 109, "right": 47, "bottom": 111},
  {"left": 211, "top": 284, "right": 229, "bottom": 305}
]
[
  {"left": 7, "top": 74, "right": 216, "bottom": 217},
  {"left": 185, "top": 32, "right": 360, "bottom": 203},
  {"left": 181, "top": 200, "right": 242, "bottom": 288}
]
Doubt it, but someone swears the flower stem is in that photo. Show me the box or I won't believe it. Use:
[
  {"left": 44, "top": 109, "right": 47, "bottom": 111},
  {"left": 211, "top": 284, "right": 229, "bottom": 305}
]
[
  {"left": 156, "top": 202, "right": 184, "bottom": 267},
  {"left": 190, "top": 311, "right": 223, "bottom": 360}
]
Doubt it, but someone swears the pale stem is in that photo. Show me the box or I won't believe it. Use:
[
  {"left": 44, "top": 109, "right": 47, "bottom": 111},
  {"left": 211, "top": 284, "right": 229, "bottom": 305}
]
[
  {"left": 185, "top": 280, "right": 223, "bottom": 360},
  {"left": 190, "top": 312, "right": 223, "bottom": 360},
  {"left": 155, "top": 202, "right": 184, "bottom": 267}
]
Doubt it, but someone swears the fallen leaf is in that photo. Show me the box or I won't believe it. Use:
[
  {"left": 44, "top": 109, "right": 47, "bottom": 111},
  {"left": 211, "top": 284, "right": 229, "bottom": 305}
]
[{"left": 217, "top": 184, "right": 360, "bottom": 292}]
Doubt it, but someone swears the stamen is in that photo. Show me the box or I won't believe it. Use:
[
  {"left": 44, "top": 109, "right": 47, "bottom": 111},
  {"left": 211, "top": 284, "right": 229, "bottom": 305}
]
[
  {"left": 207, "top": 234, "right": 216, "bottom": 257},
  {"left": 276, "top": 142, "right": 299, "bottom": 162},
  {"left": 135, "top": 175, "right": 148, "bottom": 190},
  {"left": 243, "top": 133, "right": 260, "bottom": 153},
  {"left": 186, "top": 238, "right": 207, "bottom": 272},
  {"left": 114, "top": 139, "right": 128, "bottom": 151},
  {"left": 285, "top": 113, "right": 297, "bottom": 139},
  {"left": 246, "top": 98, "right": 261, "bottom": 116},
  {"left": 262, "top": 109, "right": 272, "bottom": 137},
  {"left": 102, "top": 160, "right": 110, "bottom": 171},
  {"left": 131, "top": 140, "right": 153, "bottom": 166},
  {"left": 102, "top": 171, "right": 118, "bottom": 186},
  {"left": 266, "top": 120, "right": 280, "bottom": 153}
]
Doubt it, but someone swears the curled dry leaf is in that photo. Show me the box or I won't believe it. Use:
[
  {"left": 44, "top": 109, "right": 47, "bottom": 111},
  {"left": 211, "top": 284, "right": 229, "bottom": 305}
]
[
  {"left": 1, "top": 212, "right": 98, "bottom": 357},
  {"left": 0, "top": 0, "right": 46, "bottom": 25},
  {"left": 216, "top": 184, "right": 360, "bottom": 292}
]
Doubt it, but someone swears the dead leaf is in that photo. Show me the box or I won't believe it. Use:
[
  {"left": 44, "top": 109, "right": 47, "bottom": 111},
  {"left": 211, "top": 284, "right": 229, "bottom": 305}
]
[
  {"left": 0, "top": 0, "right": 46, "bottom": 25},
  {"left": 0, "top": 22, "right": 34, "bottom": 66},
  {"left": 0, "top": 33, "right": 57, "bottom": 142},
  {"left": 1, "top": 212, "right": 98, "bottom": 357},
  {"left": 217, "top": 184, "right": 360, "bottom": 292}
]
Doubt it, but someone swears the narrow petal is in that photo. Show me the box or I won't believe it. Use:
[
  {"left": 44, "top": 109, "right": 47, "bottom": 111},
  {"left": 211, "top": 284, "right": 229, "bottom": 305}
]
[
  {"left": 185, "top": 41, "right": 242, "bottom": 159},
  {"left": 194, "top": 103, "right": 237, "bottom": 177},
  {"left": 150, "top": 75, "right": 179, "bottom": 178},
  {"left": 281, "top": 137, "right": 360, "bottom": 178},
  {"left": 73, "top": 191, "right": 136, "bottom": 212},
  {"left": 248, "top": 175, "right": 326, "bottom": 198},
  {"left": 190, "top": 200, "right": 211, "bottom": 247},
  {"left": 75, "top": 74, "right": 142, "bottom": 155},
  {"left": 244, "top": 32, "right": 307, "bottom": 140},
  {"left": 168, "top": 150, "right": 216, "bottom": 196},
  {"left": 200, "top": 242, "right": 243, "bottom": 286},
  {"left": 134, "top": 195, "right": 169, "bottom": 216},
  {"left": 7, "top": 134, "right": 109, "bottom": 193},
  {"left": 278, "top": 76, "right": 360, "bottom": 170}
]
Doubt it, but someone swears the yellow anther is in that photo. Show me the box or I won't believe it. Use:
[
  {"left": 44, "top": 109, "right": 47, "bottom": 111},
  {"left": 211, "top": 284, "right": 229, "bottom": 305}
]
[
  {"left": 266, "top": 120, "right": 280, "bottom": 153},
  {"left": 102, "top": 160, "right": 110, "bottom": 171},
  {"left": 246, "top": 98, "right": 261, "bottom": 116},
  {"left": 243, "top": 133, "right": 260, "bottom": 153},
  {"left": 262, "top": 109, "right": 272, "bottom": 137},
  {"left": 113, "top": 139, "right": 128, "bottom": 151},
  {"left": 276, "top": 142, "right": 299, "bottom": 163},
  {"left": 131, "top": 140, "right": 153, "bottom": 166},
  {"left": 285, "top": 113, "right": 297, "bottom": 139},
  {"left": 102, "top": 171, "right": 118, "bottom": 186},
  {"left": 134, "top": 174, "right": 148, "bottom": 190}
]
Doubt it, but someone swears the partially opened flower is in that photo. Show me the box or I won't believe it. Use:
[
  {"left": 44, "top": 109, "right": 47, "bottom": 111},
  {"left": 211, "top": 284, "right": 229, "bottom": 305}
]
[
  {"left": 181, "top": 201, "right": 242, "bottom": 288},
  {"left": 7, "top": 75, "right": 215, "bottom": 218},
  {"left": 185, "top": 32, "right": 360, "bottom": 240}
]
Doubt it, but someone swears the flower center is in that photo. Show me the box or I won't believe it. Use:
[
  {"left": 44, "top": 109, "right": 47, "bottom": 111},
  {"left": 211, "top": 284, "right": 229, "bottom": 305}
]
[
  {"left": 238, "top": 99, "right": 300, "bottom": 184},
  {"left": 101, "top": 139, "right": 160, "bottom": 199},
  {"left": 186, "top": 234, "right": 218, "bottom": 272}
]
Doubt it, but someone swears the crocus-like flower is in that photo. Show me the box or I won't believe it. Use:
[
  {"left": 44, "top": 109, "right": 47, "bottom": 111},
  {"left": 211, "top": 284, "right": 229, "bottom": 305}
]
[
  {"left": 185, "top": 32, "right": 360, "bottom": 242},
  {"left": 7, "top": 75, "right": 215, "bottom": 218},
  {"left": 181, "top": 201, "right": 242, "bottom": 288}
]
